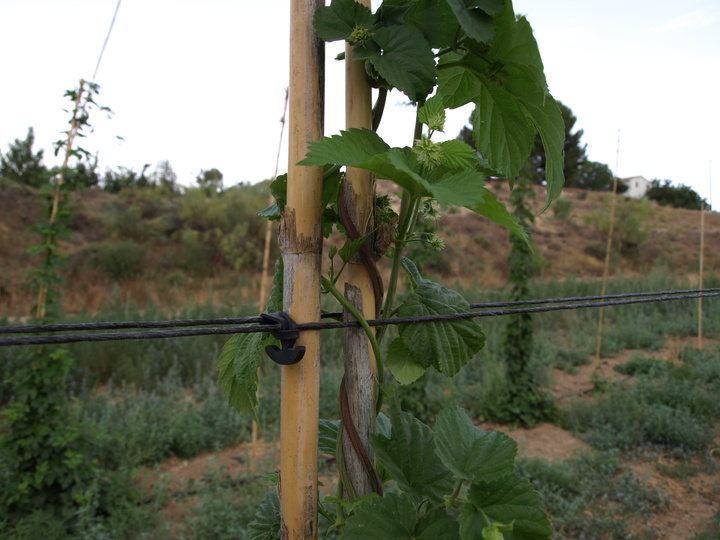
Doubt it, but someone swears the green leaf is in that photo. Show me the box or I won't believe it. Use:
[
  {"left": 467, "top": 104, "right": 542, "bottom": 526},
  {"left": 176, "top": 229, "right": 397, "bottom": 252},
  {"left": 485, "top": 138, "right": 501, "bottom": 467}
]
[
  {"left": 446, "top": 0, "right": 497, "bottom": 43},
  {"left": 472, "top": 83, "right": 535, "bottom": 182},
  {"left": 435, "top": 407, "right": 517, "bottom": 482},
  {"left": 429, "top": 169, "right": 486, "bottom": 209},
  {"left": 395, "top": 259, "right": 485, "bottom": 377},
  {"left": 461, "top": 474, "right": 552, "bottom": 540},
  {"left": 418, "top": 95, "right": 446, "bottom": 132},
  {"left": 465, "top": 188, "right": 528, "bottom": 241},
  {"left": 340, "top": 492, "right": 459, "bottom": 539},
  {"left": 338, "top": 237, "right": 365, "bottom": 264},
  {"left": 356, "top": 25, "right": 436, "bottom": 101},
  {"left": 299, "top": 128, "right": 391, "bottom": 168},
  {"left": 405, "top": 0, "right": 459, "bottom": 48},
  {"left": 218, "top": 332, "right": 267, "bottom": 422},
  {"left": 313, "top": 0, "right": 375, "bottom": 42},
  {"left": 319, "top": 419, "right": 340, "bottom": 456},
  {"left": 437, "top": 53, "right": 485, "bottom": 109},
  {"left": 437, "top": 139, "right": 479, "bottom": 170},
  {"left": 247, "top": 490, "right": 281, "bottom": 540},
  {"left": 370, "top": 398, "right": 453, "bottom": 504},
  {"left": 387, "top": 337, "right": 427, "bottom": 385}
]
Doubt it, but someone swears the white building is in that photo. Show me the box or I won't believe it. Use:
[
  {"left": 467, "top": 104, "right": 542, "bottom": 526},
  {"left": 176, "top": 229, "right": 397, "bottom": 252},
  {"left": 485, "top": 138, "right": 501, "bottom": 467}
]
[{"left": 620, "top": 176, "right": 651, "bottom": 199}]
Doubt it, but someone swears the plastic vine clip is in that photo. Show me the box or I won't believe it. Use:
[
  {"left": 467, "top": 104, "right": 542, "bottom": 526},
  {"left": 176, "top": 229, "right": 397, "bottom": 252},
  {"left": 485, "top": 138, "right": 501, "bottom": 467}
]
[{"left": 260, "top": 311, "right": 306, "bottom": 365}]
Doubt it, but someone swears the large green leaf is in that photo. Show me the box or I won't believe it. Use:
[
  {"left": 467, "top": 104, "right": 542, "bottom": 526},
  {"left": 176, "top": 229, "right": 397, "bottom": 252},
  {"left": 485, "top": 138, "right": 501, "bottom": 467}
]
[
  {"left": 465, "top": 189, "right": 527, "bottom": 241},
  {"left": 370, "top": 398, "right": 453, "bottom": 504},
  {"left": 319, "top": 419, "right": 340, "bottom": 456},
  {"left": 435, "top": 407, "right": 517, "bottom": 482},
  {"left": 356, "top": 25, "right": 436, "bottom": 101},
  {"left": 299, "top": 128, "right": 391, "bottom": 168},
  {"left": 472, "top": 83, "right": 535, "bottom": 182},
  {"left": 313, "top": 0, "right": 375, "bottom": 42},
  {"left": 218, "top": 332, "right": 267, "bottom": 422},
  {"left": 437, "top": 53, "right": 485, "bottom": 109},
  {"left": 405, "top": 0, "right": 459, "bottom": 48},
  {"left": 461, "top": 474, "right": 552, "bottom": 540},
  {"left": 446, "top": 0, "right": 498, "bottom": 43},
  {"left": 340, "top": 493, "right": 459, "bottom": 539},
  {"left": 387, "top": 337, "right": 427, "bottom": 385},
  {"left": 247, "top": 490, "right": 281, "bottom": 540},
  {"left": 395, "top": 259, "right": 486, "bottom": 377}
]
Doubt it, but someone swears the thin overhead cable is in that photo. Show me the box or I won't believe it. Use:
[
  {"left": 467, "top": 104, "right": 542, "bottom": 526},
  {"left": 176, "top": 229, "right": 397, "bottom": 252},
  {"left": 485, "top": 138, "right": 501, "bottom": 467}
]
[
  {"left": 92, "top": 0, "right": 122, "bottom": 82},
  {"left": 1, "top": 290, "right": 718, "bottom": 347}
]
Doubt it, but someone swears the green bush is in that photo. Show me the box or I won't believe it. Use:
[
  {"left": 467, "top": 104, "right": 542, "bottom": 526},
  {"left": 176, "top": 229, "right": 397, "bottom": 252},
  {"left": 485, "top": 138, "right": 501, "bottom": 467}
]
[
  {"left": 552, "top": 196, "right": 573, "bottom": 221},
  {"left": 93, "top": 240, "right": 146, "bottom": 280}
]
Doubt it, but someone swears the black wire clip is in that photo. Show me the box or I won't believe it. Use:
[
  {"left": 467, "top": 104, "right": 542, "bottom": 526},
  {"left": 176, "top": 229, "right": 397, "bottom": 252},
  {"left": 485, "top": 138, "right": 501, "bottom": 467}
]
[{"left": 260, "top": 311, "right": 306, "bottom": 365}]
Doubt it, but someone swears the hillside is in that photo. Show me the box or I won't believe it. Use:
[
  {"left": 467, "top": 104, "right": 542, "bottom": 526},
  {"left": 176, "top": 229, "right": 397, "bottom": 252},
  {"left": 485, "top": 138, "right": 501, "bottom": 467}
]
[{"left": 1, "top": 177, "right": 718, "bottom": 318}]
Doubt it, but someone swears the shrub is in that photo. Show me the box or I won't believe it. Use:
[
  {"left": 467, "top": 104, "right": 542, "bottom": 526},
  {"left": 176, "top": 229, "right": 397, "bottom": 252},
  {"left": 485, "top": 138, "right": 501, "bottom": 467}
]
[
  {"left": 93, "top": 240, "right": 146, "bottom": 280},
  {"left": 552, "top": 196, "right": 573, "bottom": 221}
]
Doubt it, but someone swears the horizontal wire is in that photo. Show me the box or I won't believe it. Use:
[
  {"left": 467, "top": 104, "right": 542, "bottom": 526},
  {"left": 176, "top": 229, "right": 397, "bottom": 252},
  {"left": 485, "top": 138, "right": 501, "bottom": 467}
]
[
  {"left": 1, "top": 291, "right": 717, "bottom": 347},
  {"left": 2, "top": 288, "right": 717, "bottom": 335}
]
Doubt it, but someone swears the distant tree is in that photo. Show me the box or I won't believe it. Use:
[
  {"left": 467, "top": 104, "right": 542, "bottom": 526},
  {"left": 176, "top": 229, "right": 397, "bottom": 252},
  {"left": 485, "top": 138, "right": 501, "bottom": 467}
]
[
  {"left": 0, "top": 127, "right": 49, "bottom": 187},
  {"left": 196, "top": 168, "right": 224, "bottom": 195},
  {"left": 102, "top": 164, "right": 150, "bottom": 193},
  {"left": 647, "top": 179, "right": 710, "bottom": 211},
  {"left": 151, "top": 160, "right": 178, "bottom": 194},
  {"left": 576, "top": 160, "right": 615, "bottom": 191}
]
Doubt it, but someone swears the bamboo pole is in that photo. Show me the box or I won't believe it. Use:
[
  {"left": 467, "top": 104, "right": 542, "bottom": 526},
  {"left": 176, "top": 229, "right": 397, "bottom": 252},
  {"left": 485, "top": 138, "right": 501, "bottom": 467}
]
[
  {"left": 340, "top": 9, "right": 378, "bottom": 498},
  {"left": 280, "top": 1, "right": 324, "bottom": 538},
  {"left": 698, "top": 199, "right": 704, "bottom": 350},
  {"left": 595, "top": 130, "right": 621, "bottom": 368}
]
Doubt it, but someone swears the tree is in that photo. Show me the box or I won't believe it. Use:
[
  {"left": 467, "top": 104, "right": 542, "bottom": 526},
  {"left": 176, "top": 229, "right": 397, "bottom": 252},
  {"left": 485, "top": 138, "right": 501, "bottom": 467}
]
[
  {"left": 576, "top": 160, "right": 614, "bottom": 191},
  {"left": 59, "top": 155, "right": 100, "bottom": 190},
  {"left": 196, "top": 168, "right": 224, "bottom": 194},
  {"left": 151, "top": 160, "right": 178, "bottom": 194},
  {"left": 101, "top": 165, "right": 150, "bottom": 193},
  {"left": 0, "top": 127, "right": 48, "bottom": 187},
  {"left": 647, "top": 179, "right": 710, "bottom": 211}
]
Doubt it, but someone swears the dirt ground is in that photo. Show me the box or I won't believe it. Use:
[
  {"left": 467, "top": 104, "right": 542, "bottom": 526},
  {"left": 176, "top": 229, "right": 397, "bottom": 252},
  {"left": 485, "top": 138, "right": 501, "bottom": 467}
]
[{"left": 141, "top": 339, "right": 720, "bottom": 537}]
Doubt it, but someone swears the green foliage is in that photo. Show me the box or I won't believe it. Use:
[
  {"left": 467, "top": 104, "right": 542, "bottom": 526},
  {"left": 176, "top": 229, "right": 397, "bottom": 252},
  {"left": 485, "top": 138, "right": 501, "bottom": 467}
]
[
  {"left": 564, "top": 346, "right": 720, "bottom": 454},
  {"left": 517, "top": 452, "right": 669, "bottom": 539},
  {"left": 0, "top": 127, "right": 49, "bottom": 188},
  {"left": 93, "top": 240, "right": 146, "bottom": 280},
  {"left": 0, "top": 349, "right": 142, "bottom": 534},
  {"left": 647, "top": 179, "right": 710, "bottom": 211},
  {"left": 551, "top": 196, "right": 572, "bottom": 221},
  {"left": 585, "top": 196, "right": 654, "bottom": 258},
  {"left": 575, "top": 160, "right": 615, "bottom": 192}
]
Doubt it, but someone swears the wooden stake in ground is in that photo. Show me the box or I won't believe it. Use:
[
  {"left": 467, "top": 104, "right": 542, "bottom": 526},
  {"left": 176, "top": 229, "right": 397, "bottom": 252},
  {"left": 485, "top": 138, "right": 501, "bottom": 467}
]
[
  {"left": 339, "top": 9, "right": 378, "bottom": 498},
  {"left": 280, "top": 1, "right": 324, "bottom": 538},
  {"left": 595, "top": 130, "right": 621, "bottom": 367},
  {"left": 698, "top": 200, "right": 705, "bottom": 350}
]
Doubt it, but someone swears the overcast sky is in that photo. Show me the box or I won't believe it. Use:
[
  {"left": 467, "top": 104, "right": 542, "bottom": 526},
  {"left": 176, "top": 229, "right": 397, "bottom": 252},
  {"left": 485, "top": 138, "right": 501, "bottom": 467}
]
[{"left": 1, "top": 1, "right": 717, "bottom": 207}]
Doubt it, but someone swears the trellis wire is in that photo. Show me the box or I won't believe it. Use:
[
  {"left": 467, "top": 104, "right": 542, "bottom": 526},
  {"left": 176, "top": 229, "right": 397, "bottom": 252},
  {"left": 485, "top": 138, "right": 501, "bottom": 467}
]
[{"left": 1, "top": 289, "right": 718, "bottom": 347}]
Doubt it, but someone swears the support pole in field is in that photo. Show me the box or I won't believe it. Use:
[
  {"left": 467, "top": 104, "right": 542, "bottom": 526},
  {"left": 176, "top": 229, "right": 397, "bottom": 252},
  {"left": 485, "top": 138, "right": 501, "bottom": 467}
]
[
  {"left": 698, "top": 198, "right": 705, "bottom": 350},
  {"left": 280, "top": 1, "right": 324, "bottom": 538},
  {"left": 339, "top": 4, "right": 379, "bottom": 498},
  {"left": 595, "top": 130, "right": 621, "bottom": 368}
]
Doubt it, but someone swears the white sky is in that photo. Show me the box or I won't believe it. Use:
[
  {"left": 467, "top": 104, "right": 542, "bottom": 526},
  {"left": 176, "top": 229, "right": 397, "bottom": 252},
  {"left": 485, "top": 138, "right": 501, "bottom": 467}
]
[{"left": 0, "top": 1, "right": 718, "bottom": 207}]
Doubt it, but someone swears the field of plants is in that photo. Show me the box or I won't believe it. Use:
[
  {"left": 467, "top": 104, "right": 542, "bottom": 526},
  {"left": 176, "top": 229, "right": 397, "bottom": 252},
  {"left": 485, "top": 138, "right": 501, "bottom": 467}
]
[{"left": 2, "top": 270, "right": 719, "bottom": 538}]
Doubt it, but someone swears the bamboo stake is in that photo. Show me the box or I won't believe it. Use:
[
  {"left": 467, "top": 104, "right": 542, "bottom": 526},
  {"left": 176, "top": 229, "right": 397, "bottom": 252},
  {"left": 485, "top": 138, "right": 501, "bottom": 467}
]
[
  {"left": 280, "top": 1, "right": 324, "bottom": 538},
  {"left": 340, "top": 10, "right": 377, "bottom": 497},
  {"left": 595, "top": 130, "right": 621, "bottom": 368},
  {"left": 698, "top": 199, "right": 704, "bottom": 350}
]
